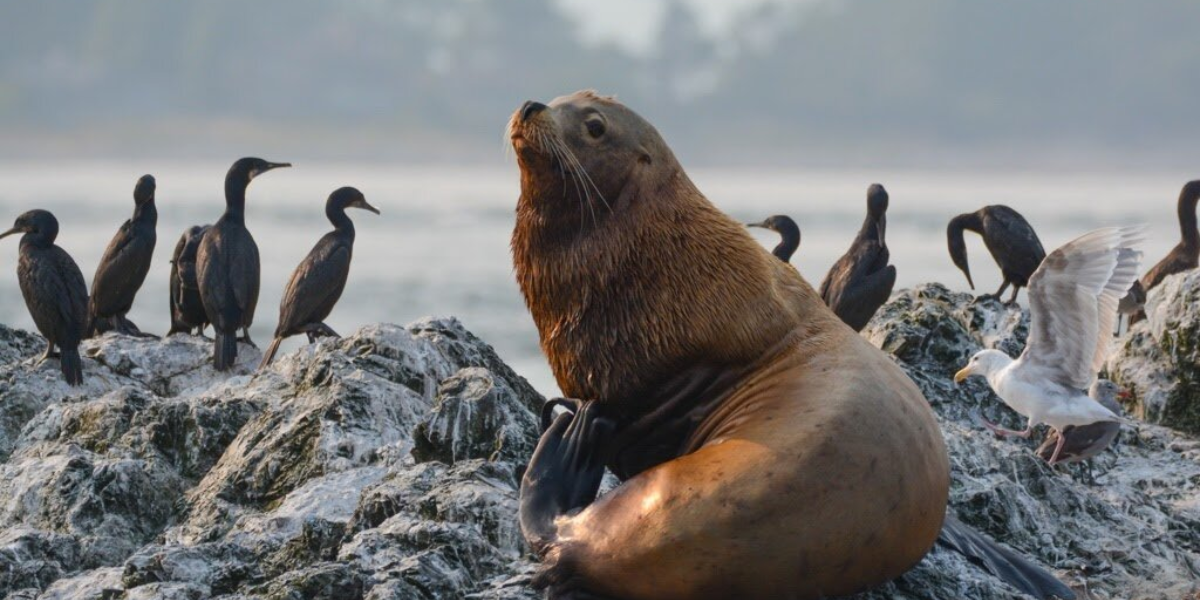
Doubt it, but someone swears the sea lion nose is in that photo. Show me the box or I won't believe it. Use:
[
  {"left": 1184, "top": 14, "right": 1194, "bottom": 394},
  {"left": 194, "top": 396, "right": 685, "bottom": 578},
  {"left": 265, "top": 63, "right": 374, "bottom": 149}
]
[{"left": 521, "top": 101, "right": 547, "bottom": 122}]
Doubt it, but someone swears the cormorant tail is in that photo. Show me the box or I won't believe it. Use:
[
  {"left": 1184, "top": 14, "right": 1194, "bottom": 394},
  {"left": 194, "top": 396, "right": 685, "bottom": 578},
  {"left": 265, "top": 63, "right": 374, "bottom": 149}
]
[
  {"left": 60, "top": 345, "right": 83, "bottom": 386},
  {"left": 214, "top": 329, "right": 237, "bottom": 371},
  {"left": 258, "top": 337, "right": 283, "bottom": 371},
  {"left": 938, "top": 515, "right": 1075, "bottom": 600}
]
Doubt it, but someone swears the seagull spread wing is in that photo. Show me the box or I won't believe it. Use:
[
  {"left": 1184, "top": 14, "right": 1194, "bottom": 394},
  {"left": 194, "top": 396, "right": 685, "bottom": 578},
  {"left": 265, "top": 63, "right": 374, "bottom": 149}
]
[{"left": 1017, "top": 226, "right": 1143, "bottom": 390}]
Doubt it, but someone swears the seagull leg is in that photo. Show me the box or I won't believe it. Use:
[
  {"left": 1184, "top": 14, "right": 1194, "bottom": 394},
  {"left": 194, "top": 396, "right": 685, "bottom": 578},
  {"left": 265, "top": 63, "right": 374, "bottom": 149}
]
[
  {"left": 984, "top": 419, "right": 1033, "bottom": 438},
  {"left": 1047, "top": 429, "right": 1068, "bottom": 465},
  {"left": 34, "top": 341, "right": 59, "bottom": 367}
]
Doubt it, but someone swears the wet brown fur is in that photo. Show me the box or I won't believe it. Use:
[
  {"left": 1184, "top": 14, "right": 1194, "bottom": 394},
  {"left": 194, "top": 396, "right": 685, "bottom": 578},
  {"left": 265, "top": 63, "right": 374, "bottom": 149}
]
[{"left": 510, "top": 91, "right": 949, "bottom": 599}]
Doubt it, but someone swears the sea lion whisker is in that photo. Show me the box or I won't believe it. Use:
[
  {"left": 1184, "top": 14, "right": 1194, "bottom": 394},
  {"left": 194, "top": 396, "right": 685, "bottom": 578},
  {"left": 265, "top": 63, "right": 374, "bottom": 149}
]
[
  {"left": 544, "top": 133, "right": 593, "bottom": 230},
  {"left": 560, "top": 146, "right": 613, "bottom": 214}
]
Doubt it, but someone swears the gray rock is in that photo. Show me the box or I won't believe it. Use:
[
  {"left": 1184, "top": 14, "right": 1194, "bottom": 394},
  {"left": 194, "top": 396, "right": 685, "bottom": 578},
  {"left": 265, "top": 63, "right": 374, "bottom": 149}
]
[
  {"left": 859, "top": 283, "right": 1200, "bottom": 599},
  {"left": 0, "top": 300, "right": 1193, "bottom": 599},
  {"left": 36, "top": 567, "right": 123, "bottom": 600},
  {"left": 1109, "top": 269, "right": 1200, "bottom": 434},
  {"left": 412, "top": 367, "right": 540, "bottom": 465}
]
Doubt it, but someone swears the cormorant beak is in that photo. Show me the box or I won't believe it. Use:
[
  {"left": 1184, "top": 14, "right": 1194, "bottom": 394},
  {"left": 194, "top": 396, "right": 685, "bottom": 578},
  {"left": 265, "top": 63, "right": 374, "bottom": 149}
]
[
  {"left": 0, "top": 227, "right": 20, "bottom": 240},
  {"left": 876, "top": 218, "right": 886, "bottom": 243},
  {"left": 963, "top": 270, "right": 975, "bottom": 290},
  {"left": 266, "top": 162, "right": 292, "bottom": 171},
  {"left": 953, "top": 367, "right": 971, "bottom": 384},
  {"left": 747, "top": 221, "right": 766, "bottom": 229},
  {"left": 354, "top": 199, "right": 381, "bottom": 215}
]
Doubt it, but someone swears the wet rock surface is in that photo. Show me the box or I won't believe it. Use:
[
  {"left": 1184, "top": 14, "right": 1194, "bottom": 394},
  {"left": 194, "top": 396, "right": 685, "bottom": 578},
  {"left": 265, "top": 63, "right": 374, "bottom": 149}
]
[
  {"left": 1109, "top": 270, "right": 1200, "bottom": 435},
  {"left": 0, "top": 318, "right": 541, "bottom": 600},
  {"left": 860, "top": 283, "right": 1200, "bottom": 599},
  {"left": 0, "top": 297, "right": 1194, "bottom": 599}
]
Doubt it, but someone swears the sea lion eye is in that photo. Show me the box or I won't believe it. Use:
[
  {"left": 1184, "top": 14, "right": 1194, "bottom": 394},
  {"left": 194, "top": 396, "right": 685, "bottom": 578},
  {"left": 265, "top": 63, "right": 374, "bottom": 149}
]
[{"left": 585, "top": 116, "right": 606, "bottom": 138}]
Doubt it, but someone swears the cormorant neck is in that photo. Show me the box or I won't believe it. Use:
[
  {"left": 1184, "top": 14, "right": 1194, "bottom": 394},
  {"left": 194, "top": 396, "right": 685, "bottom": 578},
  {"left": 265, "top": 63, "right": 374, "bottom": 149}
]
[
  {"left": 327, "top": 204, "right": 355, "bottom": 237},
  {"left": 20, "top": 231, "right": 53, "bottom": 249},
  {"left": 772, "top": 224, "right": 800, "bottom": 262},
  {"left": 133, "top": 200, "right": 157, "bottom": 226},
  {"left": 1179, "top": 187, "right": 1199, "bottom": 249},
  {"left": 224, "top": 177, "right": 248, "bottom": 223},
  {"left": 859, "top": 211, "right": 885, "bottom": 243}
]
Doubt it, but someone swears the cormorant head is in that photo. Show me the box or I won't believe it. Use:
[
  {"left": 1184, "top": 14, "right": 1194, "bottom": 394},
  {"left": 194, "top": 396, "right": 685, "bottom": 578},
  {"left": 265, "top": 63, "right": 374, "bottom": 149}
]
[
  {"left": 228, "top": 157, "right": 291, "bottom": 187},
  {"left": 747, "top": 215, "right": 797, "bottom": 234},
  {"left": 866, "top": 184, "right": 889, "bottom": 216},
  {"left": 0, "top": 209, "right": 59, "bottom": 244},
  {"left": 866, "top": 183, "right": 888, "bottom": 241},
  {"left": 329, "top": 186, "right": 380, "bottom": 215},
  {"left": 134, "top": 174, "right": 156, "bottom": 205},
  {"left": 946, "top": 214, "right": 975, "bottom": 290},
  {"left": 747, "top": 214, "right": 801, "bottom": 261}
]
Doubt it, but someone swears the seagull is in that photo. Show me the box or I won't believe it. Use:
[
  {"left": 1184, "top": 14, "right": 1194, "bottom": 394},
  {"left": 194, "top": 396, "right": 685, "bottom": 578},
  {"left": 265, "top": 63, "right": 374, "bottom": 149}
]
[{"left": 954, "top": 226, "right": 1143, "bottom": 465}]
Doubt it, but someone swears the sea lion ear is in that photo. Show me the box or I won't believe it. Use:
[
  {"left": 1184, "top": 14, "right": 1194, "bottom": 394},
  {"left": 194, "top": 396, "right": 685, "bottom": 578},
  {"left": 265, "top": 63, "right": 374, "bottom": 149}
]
[{"left": 638, "top": 147, "right": 652, "bottom": 165}]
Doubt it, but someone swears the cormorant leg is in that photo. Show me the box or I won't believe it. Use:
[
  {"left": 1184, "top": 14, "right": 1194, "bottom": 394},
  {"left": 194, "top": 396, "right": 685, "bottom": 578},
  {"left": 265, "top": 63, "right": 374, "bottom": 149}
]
[
  {"left": 239, "top": 327, "right": 257, "bottom": 348},
  {"left": 983, "top": 279, "right": 1011, "bottom": 302},
  {"left": 520, "top": 399, "right": 615, "bottom": 556},
  {"left": 315, "top": 323, "right": 339, "bottom": 338},
  {"left": 196, "top": 325, "right": 212, "bottom": 340},
  {"left": 1006, "top": 286, "right": 1021, "bottom": 305},
  {"left": 121, "top": 316, "right": 159, "bottom": 339},
  {"left": 983, "top": 419, "right": 1033, "bottom": 438}
]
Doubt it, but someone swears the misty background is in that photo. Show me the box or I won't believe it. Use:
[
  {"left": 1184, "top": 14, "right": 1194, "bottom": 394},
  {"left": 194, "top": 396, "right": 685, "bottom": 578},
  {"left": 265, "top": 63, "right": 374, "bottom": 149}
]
[
  {"left": 0, "top": 1, "right": 1196, "bottom": 394},
  {"left": 5, "top": 0, "right": 1200, "bottom": 166}
]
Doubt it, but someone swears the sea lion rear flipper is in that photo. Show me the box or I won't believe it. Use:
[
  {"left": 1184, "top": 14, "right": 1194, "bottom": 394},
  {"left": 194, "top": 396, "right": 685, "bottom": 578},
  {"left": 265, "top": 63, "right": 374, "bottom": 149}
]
[{"left": 937, "top": 514, "right": 1076, "bottom": 600}]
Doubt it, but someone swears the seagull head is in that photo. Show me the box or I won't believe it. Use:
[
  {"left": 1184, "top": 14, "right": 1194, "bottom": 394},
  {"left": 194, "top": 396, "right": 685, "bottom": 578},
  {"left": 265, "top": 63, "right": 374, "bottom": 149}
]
[{"left": 954, "top": 349, "right": 1012, "bottom": 384}]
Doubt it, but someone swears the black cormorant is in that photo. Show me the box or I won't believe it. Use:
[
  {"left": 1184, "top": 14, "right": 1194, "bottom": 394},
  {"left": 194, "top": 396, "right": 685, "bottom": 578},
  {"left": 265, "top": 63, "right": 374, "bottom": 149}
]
[
  {"left": 818, "top": 184, "right": 897, "bottom": 331},
  {"left": 196, "top": 157, "right": 290, "bottom": 370},
  {"left": 168, "top": 225, "right": 212, "bottom": 336},
  {"left": 87, "top": 174, "right": 157, "bottom": 337},
  {"left": 0, "top": 210, "right": 88, "bottom": 385},
  {"left": 947, "top": 205, "right": 1046, "bottom": 304},
  {"left": 259, "top": 187, "right": 379, "bottom": 368},
  {"left": 1140, "top": 180, "right": 1200, "bottom": 291},
  {"left": 747, "top": 215, "right": 800, "bottom": 262}
]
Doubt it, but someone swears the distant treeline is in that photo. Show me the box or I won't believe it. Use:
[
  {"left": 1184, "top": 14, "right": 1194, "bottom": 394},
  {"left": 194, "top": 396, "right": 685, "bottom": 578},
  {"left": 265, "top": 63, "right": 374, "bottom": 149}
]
[{"left": 3, "top": 0, "right": 1200, "bottom": 164}]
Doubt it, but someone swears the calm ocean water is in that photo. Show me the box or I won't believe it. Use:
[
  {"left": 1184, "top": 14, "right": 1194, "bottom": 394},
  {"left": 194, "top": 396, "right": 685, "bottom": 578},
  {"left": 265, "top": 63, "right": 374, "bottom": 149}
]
[{"left": 0, "top": 160, "right": 1186, "bottom": 396}]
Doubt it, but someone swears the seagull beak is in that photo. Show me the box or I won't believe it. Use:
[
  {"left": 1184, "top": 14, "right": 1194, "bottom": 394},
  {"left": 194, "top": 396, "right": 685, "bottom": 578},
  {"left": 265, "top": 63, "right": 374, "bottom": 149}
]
[
  {"left": 0, "top": 227, "right": 19, "bottom": 240},
  {"left": 953, "top": 367, "right": 971, "bottom": 384},
  {"left": 1117, "top": 388, "right": 1132, "bottom": 401}
]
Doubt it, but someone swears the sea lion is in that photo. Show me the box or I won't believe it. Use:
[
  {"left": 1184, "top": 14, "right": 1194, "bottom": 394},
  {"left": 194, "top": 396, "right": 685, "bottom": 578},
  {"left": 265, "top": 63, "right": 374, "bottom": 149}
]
[{"left": 509, "top": 90, "right": 950, "bottom": 599}]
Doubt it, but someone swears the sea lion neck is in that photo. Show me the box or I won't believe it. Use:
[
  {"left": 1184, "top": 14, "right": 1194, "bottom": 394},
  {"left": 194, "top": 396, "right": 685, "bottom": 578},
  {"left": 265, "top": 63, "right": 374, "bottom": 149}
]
[{"left": 514, "top": 162, "right": 830, "bottom": 409}]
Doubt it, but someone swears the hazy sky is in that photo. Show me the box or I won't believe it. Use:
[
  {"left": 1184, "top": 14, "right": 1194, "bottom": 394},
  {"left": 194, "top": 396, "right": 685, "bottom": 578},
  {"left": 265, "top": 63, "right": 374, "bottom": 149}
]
[{"left": 556, "top": 0, "right": 805, "bottom": 53}]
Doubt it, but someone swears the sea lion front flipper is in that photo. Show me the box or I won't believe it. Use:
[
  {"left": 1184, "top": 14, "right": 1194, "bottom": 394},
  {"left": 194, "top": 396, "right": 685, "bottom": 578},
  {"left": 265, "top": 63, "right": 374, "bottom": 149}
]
[
  {"left": 937, "top": 514, "right": 1076, "bottom": 600},
  {"left": 521, "top": 400, "right": 614, "bottom": 556}
]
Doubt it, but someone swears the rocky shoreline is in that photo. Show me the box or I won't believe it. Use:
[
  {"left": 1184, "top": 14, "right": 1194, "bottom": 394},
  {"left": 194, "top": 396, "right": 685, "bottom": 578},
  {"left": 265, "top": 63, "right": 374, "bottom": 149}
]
[{"left": 0, "top": 280, "right": 1197, "bottom": 599}]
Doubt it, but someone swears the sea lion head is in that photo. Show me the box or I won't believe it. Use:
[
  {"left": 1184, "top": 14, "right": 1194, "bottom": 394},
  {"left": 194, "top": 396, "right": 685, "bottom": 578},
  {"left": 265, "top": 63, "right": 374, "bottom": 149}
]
[
  {"left": 509, "top": 91, "right": 830, "bottom": 407},
  {"left": 508, "top": 90, "right": 678, "bottom": 228}
]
